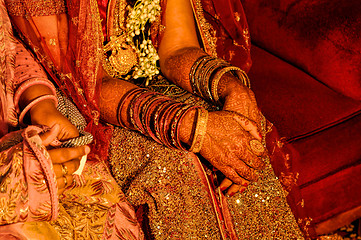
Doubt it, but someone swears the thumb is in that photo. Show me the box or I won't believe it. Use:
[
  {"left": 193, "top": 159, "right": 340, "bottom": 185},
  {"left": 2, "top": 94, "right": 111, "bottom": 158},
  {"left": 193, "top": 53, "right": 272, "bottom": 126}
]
[
  {"left": 231, "top": 112, "right": 262, "bottom": 140},
  {"left": 40, "top": 124, "right": 60, "bottom": 146}
]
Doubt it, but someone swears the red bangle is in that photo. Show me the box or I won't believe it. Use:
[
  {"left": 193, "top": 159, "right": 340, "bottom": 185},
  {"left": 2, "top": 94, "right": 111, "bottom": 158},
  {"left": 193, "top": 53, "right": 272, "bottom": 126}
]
[
  {"left": 170, "top": 104, "right": 196, "bottom": 150},
  {"left": 117, "top": 88, "right": 143, "bottom": 128},
  {"left": 14, "top": 79, "right": 57, "bottom": 112},
  {"left": 19, "top": 94, "right": 58, "bottom": 125}
]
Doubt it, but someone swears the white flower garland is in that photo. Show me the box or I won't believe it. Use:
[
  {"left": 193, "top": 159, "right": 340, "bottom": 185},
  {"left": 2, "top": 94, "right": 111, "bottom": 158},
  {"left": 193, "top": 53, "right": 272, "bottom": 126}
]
[{"left": 126, "top": 0, "right": 161, "bottom": 83}]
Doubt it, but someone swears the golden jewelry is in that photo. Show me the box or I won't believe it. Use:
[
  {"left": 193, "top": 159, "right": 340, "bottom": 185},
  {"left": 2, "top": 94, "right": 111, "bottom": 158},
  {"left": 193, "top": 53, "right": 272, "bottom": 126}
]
[
  {"left": 103, "top": 35, "right": 138, "bottom": 78},
  {"left": 63, "top": 175, "right": 68, "bottom": 187},
  {"left": 61, "top": 163, "right": 68, "bottom": 176},
  {"left": 189, "top": 108, "right": 208, "bottom": 153},
  {"left": 211, "top": 66, "right": 251, "bottom": 104},
  {"left": 103, "top": 0, "right": 138, "bottom": 78},
  {"left": 249, "top": 139, "right": 265, "bottom": 155}
]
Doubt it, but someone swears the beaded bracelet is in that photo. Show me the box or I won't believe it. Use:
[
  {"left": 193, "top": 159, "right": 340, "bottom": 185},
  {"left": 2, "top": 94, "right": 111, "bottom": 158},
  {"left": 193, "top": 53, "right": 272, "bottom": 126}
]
[
  {"left": 188, "top": 107, "right": 208, "bottom": 153},
  {"left": 19, "top": 94, "right": 58, "bottom": 124}
]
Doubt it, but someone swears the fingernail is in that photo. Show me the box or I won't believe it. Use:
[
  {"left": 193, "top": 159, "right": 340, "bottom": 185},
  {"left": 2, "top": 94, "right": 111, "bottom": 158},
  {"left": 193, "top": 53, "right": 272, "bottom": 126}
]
[
  {"left": 240, "top": 188, "right": 246, "bottom": 194},
  {"left": 229, "top": 192, "right": 236, "bottom": 197},
  {"left": 242, "top": 182, "right": 248, "bottom": 187},
  {"left": 84, "top": 146, "right": 91, "bottom": 155},
  {"left": 220, "top": 187, "right": 227, "bottom": 191}
]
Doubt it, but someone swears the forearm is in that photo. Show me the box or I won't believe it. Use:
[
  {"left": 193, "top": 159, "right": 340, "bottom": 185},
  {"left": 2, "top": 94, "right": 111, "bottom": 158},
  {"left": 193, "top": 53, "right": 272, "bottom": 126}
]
[
  {"left": 158, "top": 0, "right": 200, "bottom": 92},
  {"left": 99, "top": 76, "right": 138, "bottom": 127},
  {"left": 99, "top": 75, "right": 198, "bottom": 149},
  {"left": 14, "top": 40, "right": 58, "bottom": 124},
  {"left": 157, "top": 0, "right": 247, "bottom": 99}
]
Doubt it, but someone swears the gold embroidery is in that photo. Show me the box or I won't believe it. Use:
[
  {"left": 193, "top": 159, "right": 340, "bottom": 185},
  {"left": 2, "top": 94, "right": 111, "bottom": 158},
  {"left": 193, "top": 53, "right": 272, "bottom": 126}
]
[
  {"left": 234, "top": 12, "right": 241, "bottom": 22},
  {"left": 30, "top": 201, "right": 53, "bottom": 221},
  {"left": 51, "top": 161, "right": 127, "bottom": 239},
  {"left": 51, "top": 202, "right": 108, "bottom": 240},
  {"left": 109, "top": 77, "right": 304, "bottom": 239},
  {"left": 190, "top": 0, "right": 218, "bottom": 57},
  {"left": 5, "top": 0, "right": 66, "bottom": 17},
  {"left": 109, "top": 82, "right": 304, "bottom": 239},
  {"left": 243, "top": 28, "right": 250, "bottom": 48},
  {"left": 30, "top": 170, "right": 48, "bottom": 193},
  {"left": 0, "top": 196, "right": 16, "bottom": 223},
  {"left": 279, "top": 171, "right": 299, "bottom": 192},
  {"left": 49, "top": 38, "right": 56, "bottom": 46}
]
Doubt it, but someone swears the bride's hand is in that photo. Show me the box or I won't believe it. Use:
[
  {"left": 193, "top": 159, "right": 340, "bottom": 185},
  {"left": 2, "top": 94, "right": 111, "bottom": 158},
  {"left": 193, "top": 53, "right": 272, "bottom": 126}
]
[
  {"left": 198, "top": 111, "right": 265, "bottom": 186},
  {"left": 216, "top": 74, "right": 266, "bottom": 196},
  {"left": 219, "top": 73, "right": 262, "bottom": 134}
]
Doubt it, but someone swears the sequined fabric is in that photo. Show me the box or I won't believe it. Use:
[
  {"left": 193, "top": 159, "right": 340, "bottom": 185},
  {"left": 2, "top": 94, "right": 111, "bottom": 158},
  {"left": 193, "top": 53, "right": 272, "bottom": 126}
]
[
  {"left": 109, "top": 128, "right": 223, "bottom": 239},
  {"left": 109, "top": 77, "right": 305, "bottom": 240},
  {"left": 5, "top": 0, "right": 66, "bottom": 16}
]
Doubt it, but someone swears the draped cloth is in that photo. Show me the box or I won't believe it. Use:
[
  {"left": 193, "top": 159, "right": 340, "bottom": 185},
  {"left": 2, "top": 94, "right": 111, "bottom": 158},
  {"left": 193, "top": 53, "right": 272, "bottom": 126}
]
[
  {"left": 3, "top": 0, "right": 311, "bottom": 239},
  {"left": 0, "top": 1, "right": 144, "bottom": 239}
]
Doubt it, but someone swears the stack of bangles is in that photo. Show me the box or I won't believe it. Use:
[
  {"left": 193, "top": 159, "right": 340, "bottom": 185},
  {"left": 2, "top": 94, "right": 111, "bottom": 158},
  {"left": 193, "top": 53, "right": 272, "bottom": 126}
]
[
  {"left": 189, "top": 55, "right": 251, "bottom": 105},
  {"left": 117, "top": 88, "right": 208, "bottom": 153}
]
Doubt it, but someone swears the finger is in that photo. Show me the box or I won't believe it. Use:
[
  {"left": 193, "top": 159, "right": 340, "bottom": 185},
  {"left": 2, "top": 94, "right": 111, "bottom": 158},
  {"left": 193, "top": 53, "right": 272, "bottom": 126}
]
[
  {"left": 230, "top": 139, "right": 264, "bottom": 170},
  {"left": 220, "top": 166, "right": 244, "bottom": 185},
  {"left": 49, "top": 145, "right": 91, "bottom": 164},
  {"left": 57, "top": 174, "right": 72, "bottom": 195},
  {"left": 236, "top": 145, "right": 265, "bottom": 170},
  {"left": 40, "top": 124, "right": 60, "bottom": 146},
  {"left": 58, "top": 188, "right": 65, "bottom": 196},
  {"left": 227, "top": 180, "right": 250, "bottom": 197},
  {"left": 219, "top": 178, "right": 233, "bottom": 191},
  {"left": 234, "top": 163, "right": 259, "bottom": 182},
  {"left": 232, "top": 113, "right": 261, "bottom": 140},
  {"left": 226, "top": 184, "right": 241, "bottom": 197},
  {"left": 53, "top": 159, "right": 81, "bottom": 178},
  {"left": 56, "top": 175, "right": 73, "bottom": 190}
]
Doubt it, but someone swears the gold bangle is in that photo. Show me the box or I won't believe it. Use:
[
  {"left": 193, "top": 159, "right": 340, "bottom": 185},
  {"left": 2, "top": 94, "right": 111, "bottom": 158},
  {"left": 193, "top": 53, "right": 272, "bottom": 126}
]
[
  {"left": 211, "top": 66, "right": 251, "bottom": 104},
  {"left": 189, "top": 108, "right": 208, "bottom": 153}
]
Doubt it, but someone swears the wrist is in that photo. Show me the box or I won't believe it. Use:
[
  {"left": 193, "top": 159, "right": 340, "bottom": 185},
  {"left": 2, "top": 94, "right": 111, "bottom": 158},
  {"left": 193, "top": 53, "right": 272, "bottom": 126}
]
[
  {"left": 29, "top": 99, "right": 58, "bottom": 125},
  {"left": 218, "top": 73, "right": 244, "bottom": 102},
  {"left": 179, "top": 108, "right": 197, "bottom": 146}
]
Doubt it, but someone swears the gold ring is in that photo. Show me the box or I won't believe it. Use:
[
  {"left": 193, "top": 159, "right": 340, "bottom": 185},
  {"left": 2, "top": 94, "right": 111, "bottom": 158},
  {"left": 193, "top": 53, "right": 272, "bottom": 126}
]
[
  {"left": 61, "top": 163, "right": 68, "bottom": 175},
  {"left": 63, "top": 175, "right": 68, "bottom": 187},
  {"left": 249, "top": 139, "right": 265, "bottom": 155}
]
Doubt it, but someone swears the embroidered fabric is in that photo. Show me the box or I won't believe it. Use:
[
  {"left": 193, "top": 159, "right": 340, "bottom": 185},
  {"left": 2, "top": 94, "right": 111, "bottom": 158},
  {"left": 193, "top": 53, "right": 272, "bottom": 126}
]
[
  {"left": 5, "top": 0, "right": 66, "bottom": 17},
  {"left": 0, "top": 2, "right": 144, "bottom": 239},
  {"left": 3, "top": 0, "right": 310, "bottom": 239},
  {"left": 109, "top": 80, "right": 305, "bottom": 240}
]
